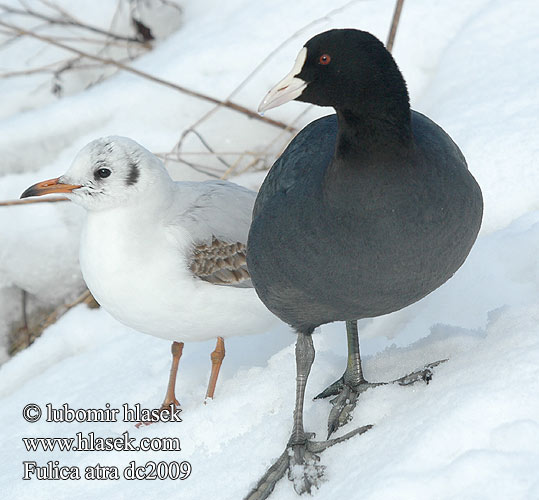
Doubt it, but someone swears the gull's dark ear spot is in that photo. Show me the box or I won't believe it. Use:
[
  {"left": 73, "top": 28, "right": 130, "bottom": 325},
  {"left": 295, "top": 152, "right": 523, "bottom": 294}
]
[{"left": 126, "top": 161, "right": 140, "bottom": 186}]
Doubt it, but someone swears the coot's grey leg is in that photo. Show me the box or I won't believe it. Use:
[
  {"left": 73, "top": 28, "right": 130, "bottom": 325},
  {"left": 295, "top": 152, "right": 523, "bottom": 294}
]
[
  {"left": 316, "top": 321, "right": 381, "bottom": 437},
  {"left": 244, "top": 330, "right": 372, "bottom": 500},
  {"left": 315, "top": 320, "right": 380, "bottom": 399},
  {"left": 290, "top": 330, "right": 315, "bottom": 444},
  {"left": 316, "top": 320, "right": 445, "bottom": 438}
]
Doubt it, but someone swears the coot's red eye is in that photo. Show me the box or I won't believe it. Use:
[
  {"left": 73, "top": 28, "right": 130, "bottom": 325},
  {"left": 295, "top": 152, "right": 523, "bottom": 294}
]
[{"left": 319, "top": 54, "right": 331, "bottom": 65}]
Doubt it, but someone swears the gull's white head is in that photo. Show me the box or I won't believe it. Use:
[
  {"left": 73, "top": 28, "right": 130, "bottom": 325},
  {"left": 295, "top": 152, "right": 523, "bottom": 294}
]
[{"left": 21, "top": 136, "right": 173, "bottom": 211}]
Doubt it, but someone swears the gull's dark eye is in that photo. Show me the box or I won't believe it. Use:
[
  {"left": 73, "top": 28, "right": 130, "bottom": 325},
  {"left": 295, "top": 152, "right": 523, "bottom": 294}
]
[
  {"left": 96, "top": 168, "right": 111, "bottom": 179},
  {"left": 319, "top": 54, "right": 331, "bottom": 65}
]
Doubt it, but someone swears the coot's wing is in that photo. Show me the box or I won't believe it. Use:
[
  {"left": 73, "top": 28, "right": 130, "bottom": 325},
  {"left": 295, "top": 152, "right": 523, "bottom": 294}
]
[
  {"left": 411, "top": 110, "right": 468, "bottom": 171},
  {"left": 253, "top": 114, "right": 338, "bottom": 219}
]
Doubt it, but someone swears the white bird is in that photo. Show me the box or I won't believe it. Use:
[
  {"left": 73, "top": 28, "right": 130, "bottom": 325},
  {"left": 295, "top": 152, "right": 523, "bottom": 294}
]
[{"left": 21, "top": 136, "right": 278, "bottom": 410}]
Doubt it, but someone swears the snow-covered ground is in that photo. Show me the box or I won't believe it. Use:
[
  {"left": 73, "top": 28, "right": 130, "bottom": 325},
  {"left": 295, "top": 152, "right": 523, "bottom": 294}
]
[{"left": 1, "top": 0, "right": 538, "bottom": 499}]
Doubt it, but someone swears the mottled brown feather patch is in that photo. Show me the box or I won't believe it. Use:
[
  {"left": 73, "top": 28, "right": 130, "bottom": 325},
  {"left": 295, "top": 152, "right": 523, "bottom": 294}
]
[{"left": 190, "top": 237, "right": 251, "bottom": 286}]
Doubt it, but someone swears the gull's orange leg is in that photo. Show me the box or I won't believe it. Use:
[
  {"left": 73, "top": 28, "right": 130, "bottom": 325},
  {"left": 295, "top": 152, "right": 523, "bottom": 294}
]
[
  {"left": 135, "top": 341, "right": 184, "bottom": 428},
  {"left": 161, "top": 341, "right": 184, "bottom": 410},
  {"left": 205, "top": 337, "right": 225, "bottom": 399}
]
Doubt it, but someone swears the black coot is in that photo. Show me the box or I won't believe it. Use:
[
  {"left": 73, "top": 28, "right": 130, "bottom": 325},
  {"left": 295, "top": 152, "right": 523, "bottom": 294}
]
[{"left": 246, "top": 29, "right": 483, "bottom": 499}]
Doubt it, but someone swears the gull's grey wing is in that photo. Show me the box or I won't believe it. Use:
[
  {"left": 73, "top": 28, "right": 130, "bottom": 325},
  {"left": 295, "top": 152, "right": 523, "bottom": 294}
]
[
  {"left": 164, "top": 179, "right": 257, "bottom": 287},
  {"left": 190, "top": 237, "right": 252, "bottom": 288},
  {"left": 170, "top": 180, "right": 257, "bottom": 245}
]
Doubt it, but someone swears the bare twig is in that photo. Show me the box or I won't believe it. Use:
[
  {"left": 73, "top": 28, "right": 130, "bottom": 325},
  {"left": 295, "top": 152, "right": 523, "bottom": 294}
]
[
  {"left": 0, "top": 29, "right": 23, "bottom": 49},
  {"left": 104, "top": 0, "right": 139, "bottom": 56},
  {"left": 41, "top": 35, "right": 147, "bottom": 48},
  {"left": 21, "top": 289, "right": 30, "bottom": 345},
  {"left": 9, "top": 289, "right": 99, "bottom": 355},
  {"left": 0, "top": 196, "right": 68, "bottom": 206},
  {"left": 386, "top": 0, "right": 405, "bottom": 53},
  {"left": 181, "top": 129, "right": 231, "bottom": 169},
  {"left": 160, "top": 155, "right": 223, "bottom": 178},
  {"left": 0, "top": 2, "right": 142, "bottom": 43},
  {"left": 0, "top": 59, "right": 66, "bottom": 77},
  {"left": 220, "top": 154, "right": 245, "bottom": 180},
  {"left": 36, "top": 0, "right": 75, "bottom": 18},
  {"left": 155, "top": 0, "right": 182, "bottom": 15},
  {"left": 39, "top": 289, "right": 96, "bottom": 330},
  {"left": 157, "top": 151, "right": 263, "bottom": 157},
  {"left": 0, "top": 55, "right": 138, "bottom": 78},
  {"left": 220, "top": 107, "right": 312, "bottom": 179},
  {"left": 0, "top": 19, "right": 291, "bottom": 131}
]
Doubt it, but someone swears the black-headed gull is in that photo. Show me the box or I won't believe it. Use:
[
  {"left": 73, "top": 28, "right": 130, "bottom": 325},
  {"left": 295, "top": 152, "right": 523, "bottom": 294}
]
[{"left": 21, "top": 136, "right": 278, "bottom": 410}]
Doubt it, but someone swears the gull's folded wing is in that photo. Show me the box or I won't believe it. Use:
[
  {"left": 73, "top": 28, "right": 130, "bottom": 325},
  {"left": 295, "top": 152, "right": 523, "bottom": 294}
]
[{"left": 190, "top": 237, "right": 252, "bottom": 288}]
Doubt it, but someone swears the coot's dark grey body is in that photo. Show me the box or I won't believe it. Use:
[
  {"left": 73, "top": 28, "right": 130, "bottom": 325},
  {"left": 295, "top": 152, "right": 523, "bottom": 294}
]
[{"left": 249, "top": 111, "right": 482, "bottom": 332}]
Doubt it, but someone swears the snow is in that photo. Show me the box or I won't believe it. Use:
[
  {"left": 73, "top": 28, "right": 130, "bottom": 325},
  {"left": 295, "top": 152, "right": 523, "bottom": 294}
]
[{"left": 1, "top": 0, "right": 538, "bottom": 499}]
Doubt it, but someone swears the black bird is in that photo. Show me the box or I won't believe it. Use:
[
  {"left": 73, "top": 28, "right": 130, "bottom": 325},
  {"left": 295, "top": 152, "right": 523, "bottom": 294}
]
[{"left": 246, "top": 29, "right": 483, "bottom": 498}]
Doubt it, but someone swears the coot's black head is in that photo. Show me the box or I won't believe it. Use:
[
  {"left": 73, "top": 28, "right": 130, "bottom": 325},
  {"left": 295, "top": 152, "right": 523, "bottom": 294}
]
[{"left": 259, "top": 29, "right": 410, "bottom": 116}]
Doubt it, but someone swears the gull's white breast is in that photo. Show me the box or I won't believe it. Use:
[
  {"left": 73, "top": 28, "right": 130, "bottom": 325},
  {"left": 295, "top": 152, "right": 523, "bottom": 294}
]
[{"left": 79, "top": 206, "right": 276, "bottom": 343}]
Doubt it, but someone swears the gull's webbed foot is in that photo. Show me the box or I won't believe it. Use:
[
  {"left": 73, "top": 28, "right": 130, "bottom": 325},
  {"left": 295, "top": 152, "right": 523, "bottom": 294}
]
[
  {"left": 160, "top": 398, "right": 181, "bottom": 411},
  {"left": 244, "top": 425, "right": 372, "bottom": 500},
  {"left": 134, "top": 401, "right": 181, "bottom": 428}
]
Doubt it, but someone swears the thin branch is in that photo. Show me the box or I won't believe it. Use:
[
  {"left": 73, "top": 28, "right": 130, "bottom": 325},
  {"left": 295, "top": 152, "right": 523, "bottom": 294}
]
[
  {"left": 39, "top": 289, "right": 95, "bottom": 330},
  {"left": 0, "top": 2, "right": 142, "bottom": 43},
  {"left": 0, "top": 53, "right": 146, "bottom": 79},
  {"left": 0, "top": 196, "right": 68, "bottom": 206},
  {"left": 169, "top": 157, "right": 222, "bottom": 178},
  {"left": 386, "top": 0, "right": 405, "bottom": 53},
  {"left": 0, "top": 59, "right": 67, "bottom": 77},
  {"left": 9, "top": 289, "right": 98, "bottom": 354},
  {"left": 41, "top": 35, "right": 148, "bottom": 48},
  {"left": 21, "top": 289, "right": 30, "bottom": 345},
  {"left": 35, "top": 0, "right": 74, "bottom": 18},
  {"left": 104, "top": 0, "right": 138, "bottom": 56},
  {"left": 0, "top": 29, "right": 23, "bottom": 49},
  {"left": 0, "top": 56, "right": 122, "bottom": 78},
  {"left": 181, "top": 129, "right": 231, "bottom": 169},
  {"left": 0, "top": 19, "right": 291, "bottom": 131},
  {"left": 224, "top": 105, "right": 313, "bottom": 179},
  {"left": 155, "top": 0, "right": 183, "bottom": 15},
  {"left": 156, "top": 151, "right": 264, "bottom": 157}
]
